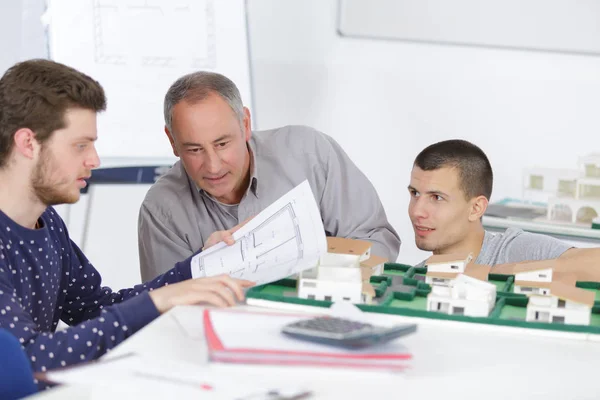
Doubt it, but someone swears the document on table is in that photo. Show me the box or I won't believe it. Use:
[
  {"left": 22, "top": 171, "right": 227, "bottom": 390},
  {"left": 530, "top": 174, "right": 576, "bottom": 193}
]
[{"left": 190, "top": 180, "right": 327, "bottom": 285}]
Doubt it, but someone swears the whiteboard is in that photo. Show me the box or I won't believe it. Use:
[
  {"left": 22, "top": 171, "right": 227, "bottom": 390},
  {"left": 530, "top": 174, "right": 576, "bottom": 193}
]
[
  {"left": 46, "top": 0, "right": 253, "bottom": 159},
  {"left": 338, "top": 0, "right": 600, "bottom": 56}
]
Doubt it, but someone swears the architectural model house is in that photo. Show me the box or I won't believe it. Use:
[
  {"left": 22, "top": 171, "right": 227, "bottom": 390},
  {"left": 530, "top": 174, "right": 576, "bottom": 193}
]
[
  {"left": 522, "top": 153, "right": 600, "bottom": 224},
  {"left": 297, "top": 237, "right": 378, "bottom": 304},
  {"left": 424, "top": 252, "right": 473, "bottom": 286},
  {"left": 526, "top": 280, "right": 595, "bottom": 325},
  {"left": 492, "top": 260, "right": 575, "bottom": 296},
  {"left": 426, "top": 272, "right": 497, "bottom": 317},
  {"left": 297, "top": 265, "right": 376, "bottom": 304}
]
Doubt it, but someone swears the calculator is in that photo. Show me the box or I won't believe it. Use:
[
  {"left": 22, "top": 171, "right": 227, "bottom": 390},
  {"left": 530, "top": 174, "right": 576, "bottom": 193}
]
[{"left": 281, "top": 316, "right": 417, "bottom": 349}]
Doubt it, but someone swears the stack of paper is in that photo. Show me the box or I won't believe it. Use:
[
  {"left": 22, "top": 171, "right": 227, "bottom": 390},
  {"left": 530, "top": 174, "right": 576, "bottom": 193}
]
[{"left": 203, "top": 309, "right": 412, "bottom": 370}]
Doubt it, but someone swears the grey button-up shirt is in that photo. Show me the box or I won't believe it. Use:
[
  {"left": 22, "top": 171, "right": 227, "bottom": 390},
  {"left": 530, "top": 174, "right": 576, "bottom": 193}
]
[{"left": 138, "top": 125, "right": 400, "bottom": 281}]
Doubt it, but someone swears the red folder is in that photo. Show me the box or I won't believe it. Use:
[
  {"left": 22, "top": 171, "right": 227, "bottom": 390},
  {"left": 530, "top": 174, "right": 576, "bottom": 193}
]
[{"left": 203, "top": 309, "right": 411, "bottom": 370}]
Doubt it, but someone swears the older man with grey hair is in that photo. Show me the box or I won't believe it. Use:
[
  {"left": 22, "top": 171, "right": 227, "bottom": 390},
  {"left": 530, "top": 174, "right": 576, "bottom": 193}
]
[{"left": 138, "top": 71, "right": 400, "bottom": 281}]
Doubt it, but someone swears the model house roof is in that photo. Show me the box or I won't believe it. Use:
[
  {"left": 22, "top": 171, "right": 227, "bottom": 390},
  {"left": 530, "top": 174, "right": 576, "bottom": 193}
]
[
  {"left": 426, "top": 271, "right": 460, "bottom": 279},
  {"left": 552, "top": 272, "right": 577, "bottom": 286},
  {"left": 326, "top": 237, "right": 372, "bottom": 256},
  {"left": 426, "top": 252, "right": 473, "bottom": 266},
  {"left": 492, "top": 259, "right": 557, "bottom": 275},
  {"left": 360, "top": 255, "right": 387, "bottom": 268},
  {"left": 463, "top": 264, "right": 491, "bottom": 282},
  {"left": 516, "top": 273, "right": 576, "bottom": 289},
  {"left": 549, "top": 281, "right": 595, "bottom": 307}
]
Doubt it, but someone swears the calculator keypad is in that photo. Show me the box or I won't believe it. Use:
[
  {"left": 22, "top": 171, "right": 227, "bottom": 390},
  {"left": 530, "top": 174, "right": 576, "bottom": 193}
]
[{"left": 293, "top": 317, "right": 373, "bottom": 334}]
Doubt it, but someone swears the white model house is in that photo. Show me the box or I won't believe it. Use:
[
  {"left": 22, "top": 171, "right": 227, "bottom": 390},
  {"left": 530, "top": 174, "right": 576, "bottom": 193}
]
[
  {"left": 493, "top": 260, "right": 554, "bottom": 295},
  {"left": 297, "top": 265, "right": 376, "bottom": 304},
  {"left": 522, "top": 153, "right": 600, "bottom": 224},
  {"left": 297, "top": 237, "right": 378, "bottom": 304},
  {"left": 492, "top": 260, "right": 576, "bottom": 296},
  {"left": 426, "top": 272, "right": 497, "bottom": 317},
  {"left": 425, "top": 252, "right": 473, "bottom": 286},
  {"left": 526, "top": 280, "right": 595, "bottom": 325}
]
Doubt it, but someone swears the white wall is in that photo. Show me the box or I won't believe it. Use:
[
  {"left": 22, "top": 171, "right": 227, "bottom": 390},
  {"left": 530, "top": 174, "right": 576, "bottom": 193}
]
[{"left": 246, "top": 0, "right": 600, "bottom": 264}]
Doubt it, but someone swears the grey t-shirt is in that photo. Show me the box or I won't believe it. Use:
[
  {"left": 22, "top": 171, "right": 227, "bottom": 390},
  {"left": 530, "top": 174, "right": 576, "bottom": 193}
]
[{"left": 416, "top": 228, "right": 572, "bottom": 268}]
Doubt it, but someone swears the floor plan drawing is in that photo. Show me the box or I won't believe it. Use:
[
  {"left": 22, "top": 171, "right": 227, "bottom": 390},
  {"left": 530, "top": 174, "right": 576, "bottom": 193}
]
[{"left": 191, "top": 181, "right": 327, "bottom": 286}]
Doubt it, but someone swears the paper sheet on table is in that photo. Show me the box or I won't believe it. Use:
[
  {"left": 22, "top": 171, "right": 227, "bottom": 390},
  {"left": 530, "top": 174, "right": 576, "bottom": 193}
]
[
  {"left": 190, "top": 180, "right": 327, "bottom": 285},
  {"left": 42, "top": 354, "right": 311, "bottom": 398}
]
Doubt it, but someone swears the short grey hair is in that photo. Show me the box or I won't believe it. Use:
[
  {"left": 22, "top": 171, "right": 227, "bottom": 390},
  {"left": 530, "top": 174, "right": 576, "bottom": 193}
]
[{"left": 163, "top": 71, "right": 245, "bottom": 132}]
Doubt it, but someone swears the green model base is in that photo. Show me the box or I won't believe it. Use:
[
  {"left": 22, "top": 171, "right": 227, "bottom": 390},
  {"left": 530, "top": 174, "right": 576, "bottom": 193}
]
[{"left": 246, "top": 263, "right": 600, "bottom": 335}]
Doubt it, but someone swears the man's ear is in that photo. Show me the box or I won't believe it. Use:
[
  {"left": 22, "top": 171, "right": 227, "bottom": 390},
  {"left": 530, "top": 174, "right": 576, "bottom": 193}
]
[
  {"left": 468, "top": 195, "right": 489, "bottom": 222},
  {"left": 13, "top": 128, "right": 39, "bottom": 160},
  {"left": 164, "top": 126, "right": 179, "bottom": 157},
  {"left": 242, "top": 107, "right": 252, "bottom": 142}
]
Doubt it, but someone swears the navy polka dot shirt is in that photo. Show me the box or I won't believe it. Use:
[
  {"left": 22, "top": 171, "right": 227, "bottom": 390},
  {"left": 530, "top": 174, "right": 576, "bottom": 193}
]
[{"left": 0, "top": 207, "right": 192, "bottom": 373}]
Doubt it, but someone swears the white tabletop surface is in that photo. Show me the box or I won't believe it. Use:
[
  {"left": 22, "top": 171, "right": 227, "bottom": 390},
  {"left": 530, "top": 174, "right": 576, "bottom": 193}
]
[{"left": 28, "top": 303, "right": 600, "bottom": 400}]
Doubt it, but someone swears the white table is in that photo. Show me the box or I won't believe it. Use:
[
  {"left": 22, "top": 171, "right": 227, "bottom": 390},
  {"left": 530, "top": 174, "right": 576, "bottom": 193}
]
[{"left": 29, "top": 303, "right": 600, "bottom": 399}]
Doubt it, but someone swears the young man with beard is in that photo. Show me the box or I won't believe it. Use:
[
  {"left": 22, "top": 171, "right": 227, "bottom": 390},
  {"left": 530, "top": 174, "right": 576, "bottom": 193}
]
[
  {"left": 0, "top": 59, "right": 253, "bottom": 375},
  {"left": 408, "top": 139, "right": 600, "bottom": 281}
]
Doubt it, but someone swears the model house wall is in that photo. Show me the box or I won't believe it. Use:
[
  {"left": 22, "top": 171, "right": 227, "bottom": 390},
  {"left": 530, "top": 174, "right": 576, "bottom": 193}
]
[
  {"left": 298, "top": 266, "right": 363, "bottom": 303},
  {"left": 526, "top": 295, "right": 592, "bottom": 325},
  {"left": 426, "top": 274, "right": 497, "bottom": 317},
  {"left": 514, "top": 283, "right": 551, "bottom": 296},
  {"left": 425, "top": 253, "right": 473, "bottom": 274},
  {"left": 525, "top": 281, "right": 594, "bottom": 325},
  {"left": 515, "top": 268, "right": 553, "bottom": 283}
]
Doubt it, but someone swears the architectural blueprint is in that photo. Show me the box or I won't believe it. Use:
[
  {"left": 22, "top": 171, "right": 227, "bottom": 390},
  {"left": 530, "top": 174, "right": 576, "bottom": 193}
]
[{"left": 190, "top": 181, "right": 327, "bottom": 286}]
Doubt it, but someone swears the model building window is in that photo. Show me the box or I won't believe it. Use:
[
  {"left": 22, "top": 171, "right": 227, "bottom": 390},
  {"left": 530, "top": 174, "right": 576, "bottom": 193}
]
[
  {"left": 581, "top": 184, "right": 600, "bottom": 198},
  {"left": 452, "top": 307, "right": 465, "bottom": 316},
  {"left": 529, "top": 175, "right": 544, "bottom": 190},
  {"left": 303, "top": 281, "right": 317, "bottom": 288},
  {"left": 552, "top": 316, "right": 565, "bottom": 324},
  {"left": 343, "top": 297, "right": 351, "bottom": 301},
  {"left": 450, "top": 265, "right": 458, "bottom": 270},
  {"left": 521, "top": 287, "right": 532, "bottom": 292},
  {"left": 432, "top": 278, "right": 446, "bottom": 283},
  {"left": 558, "top": 180, "right": 576, "bottom": 196},
  {"left": 538, "top": 274, "right": 547, "bottom": 278},
  {"left": 585, "top": 164, "right": 600, "bottom": 178},
  {"left": 324, "top": 295, "right": 332, "bottom": 301},
  {"left": 557, "top": 299, "right": 566, "bottom": 308},
  {"left": 307, "top": 294, "right": 315, "bottom": 300}
]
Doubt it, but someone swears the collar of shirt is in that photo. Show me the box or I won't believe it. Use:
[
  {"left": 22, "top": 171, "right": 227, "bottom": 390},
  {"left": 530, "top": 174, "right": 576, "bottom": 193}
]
[{"left": 193, "top": 139, "right": 259, "bottom": 202}]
